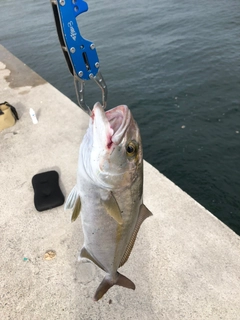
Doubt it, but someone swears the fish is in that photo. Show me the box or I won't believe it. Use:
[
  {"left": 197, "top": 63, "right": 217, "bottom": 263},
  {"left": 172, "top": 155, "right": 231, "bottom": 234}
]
[{"left": 65, "top": 102, "right": 152, "bottom": 301}]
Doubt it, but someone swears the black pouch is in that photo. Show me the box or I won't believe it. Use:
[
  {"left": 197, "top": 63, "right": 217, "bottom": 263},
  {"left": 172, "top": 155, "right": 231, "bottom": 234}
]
[{"left": 32, "top": 171, "right": 64, "bottom": 212}]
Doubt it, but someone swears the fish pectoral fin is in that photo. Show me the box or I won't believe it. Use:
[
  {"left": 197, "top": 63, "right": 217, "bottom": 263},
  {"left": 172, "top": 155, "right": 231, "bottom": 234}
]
[
  {"left": 119, "top": 204, "right": 152, "bottom": 268},
  {"left": 80, "top": 247, "right": 105, "bottom": 271},
  {"left": 64, "top": 186, "right": 81, "bottom": 222},
  {"left": 101, "top": 192, "right": 123, "bottom": 225},
  {"left": 71, "top": 196, "right": 81, "bottom": 222},
  {"left": 64, "top": 185, "right": 78, "bottom": 210},
  {"left": 94, "top": 272, "right": 135, "bottom": 301}
]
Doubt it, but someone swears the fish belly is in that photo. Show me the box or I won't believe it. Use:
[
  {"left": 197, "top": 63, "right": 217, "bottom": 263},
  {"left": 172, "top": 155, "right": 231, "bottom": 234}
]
[{"left": 79, "top": 183, "right": 140, "bottom": 275}]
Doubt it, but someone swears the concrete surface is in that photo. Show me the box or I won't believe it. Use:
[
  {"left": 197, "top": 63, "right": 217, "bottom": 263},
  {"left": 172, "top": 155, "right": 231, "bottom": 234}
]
[{"left": 0, "top": 44, "right": 240, "bottom": 320}]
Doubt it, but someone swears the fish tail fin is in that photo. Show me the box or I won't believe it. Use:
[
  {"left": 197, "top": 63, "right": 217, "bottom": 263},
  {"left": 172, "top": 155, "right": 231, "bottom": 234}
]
[
  {"left": 64, "top": 186, "right": 78, "bottom": 210},
  {"left": 116, "top": 272, "right": 136, "bottom": 290},
  {"left": 94, "top": 272, "right": 135, "bottom": 301}
]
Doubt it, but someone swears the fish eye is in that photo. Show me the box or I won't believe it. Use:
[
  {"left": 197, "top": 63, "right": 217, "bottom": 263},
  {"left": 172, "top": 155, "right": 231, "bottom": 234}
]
[
  {"left": 127, "top": 145, "right": 134, "bottom": 154},
  {"left": 126, "top": 140, "right": 138, "bottom": 157}
]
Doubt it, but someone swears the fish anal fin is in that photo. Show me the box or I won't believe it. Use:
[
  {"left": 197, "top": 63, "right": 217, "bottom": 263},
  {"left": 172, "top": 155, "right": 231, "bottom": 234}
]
[
  {"left": 80, "top": 247, "right": 105, "bottom": 271},
  {"left": 119, "top": 204, "right": 152, "bottom": 268},
  {"left": 71, "top": 196, "right": 81, "bottom": 222},
  {"left": 94, "top": 272, "right": 135, "bottom": 301},
  {"left": 101, "top": 192, "right": 123, "bottom": 225}
]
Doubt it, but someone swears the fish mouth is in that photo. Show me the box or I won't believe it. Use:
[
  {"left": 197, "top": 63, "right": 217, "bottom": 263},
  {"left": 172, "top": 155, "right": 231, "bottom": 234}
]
[{"left": 92, "top": 102, "right": 131, "bottom": 146}]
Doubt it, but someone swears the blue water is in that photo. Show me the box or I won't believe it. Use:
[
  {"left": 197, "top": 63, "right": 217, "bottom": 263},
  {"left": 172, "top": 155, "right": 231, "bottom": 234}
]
[{"left": 1, "top": 0, "right": 240, "bottom": 234}]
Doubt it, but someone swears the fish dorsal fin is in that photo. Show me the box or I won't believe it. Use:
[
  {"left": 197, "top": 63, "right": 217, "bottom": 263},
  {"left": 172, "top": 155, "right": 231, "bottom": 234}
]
[
  {"left": 71, "top": 196, "right": 81, "bottom": 222},
  {"left": 64, "top": 186, "right": 78, "bottom": 210},
  {"left": 119, "top": 204, "right": 152, "bottom": 268},
  {"left": 80, "top": 246, "right": 105, "bottom": 271},
  {"left": 101, "top": 192, "right": 123, "bottom": 225}
]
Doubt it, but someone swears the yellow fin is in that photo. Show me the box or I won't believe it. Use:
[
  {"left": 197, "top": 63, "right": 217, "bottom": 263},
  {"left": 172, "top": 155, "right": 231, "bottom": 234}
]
[
  {"left": 101, "top": 192, "right": 123, "bottom": 225},
  {"left": 71, "top": 196, "right": 81, "bottom": 222},
  {"left": 119, "top": 204, "right": 152, "bottom": 267}
]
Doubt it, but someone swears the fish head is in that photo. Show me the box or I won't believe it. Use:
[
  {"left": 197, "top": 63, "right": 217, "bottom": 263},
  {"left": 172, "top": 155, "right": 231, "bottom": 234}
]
[{"left": 85, "top": 102, "right": 143, "bottom": 188}]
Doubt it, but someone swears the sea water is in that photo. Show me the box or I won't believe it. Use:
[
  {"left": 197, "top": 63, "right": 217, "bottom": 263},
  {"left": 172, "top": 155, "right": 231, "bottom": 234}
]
[{"left": 1, "top": 0, "right": 240, "bottom": 234}]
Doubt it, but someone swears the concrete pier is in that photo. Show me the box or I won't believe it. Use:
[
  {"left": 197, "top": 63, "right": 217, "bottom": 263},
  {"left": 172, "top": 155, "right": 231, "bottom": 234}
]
[{"left": 1, "top": 45, "right": 240, "bottom": 320}]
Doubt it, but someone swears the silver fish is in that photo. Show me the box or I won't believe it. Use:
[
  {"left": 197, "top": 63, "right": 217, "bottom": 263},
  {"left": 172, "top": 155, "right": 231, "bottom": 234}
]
[{"left": 65, "top": 102, "right": 152, "bottom": 301}]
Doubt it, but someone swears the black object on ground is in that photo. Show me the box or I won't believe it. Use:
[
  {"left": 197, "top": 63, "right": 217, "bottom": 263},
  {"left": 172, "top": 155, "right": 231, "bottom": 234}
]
[{"left": 32, "top": 170, "right": 64, "bottom": 212}]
